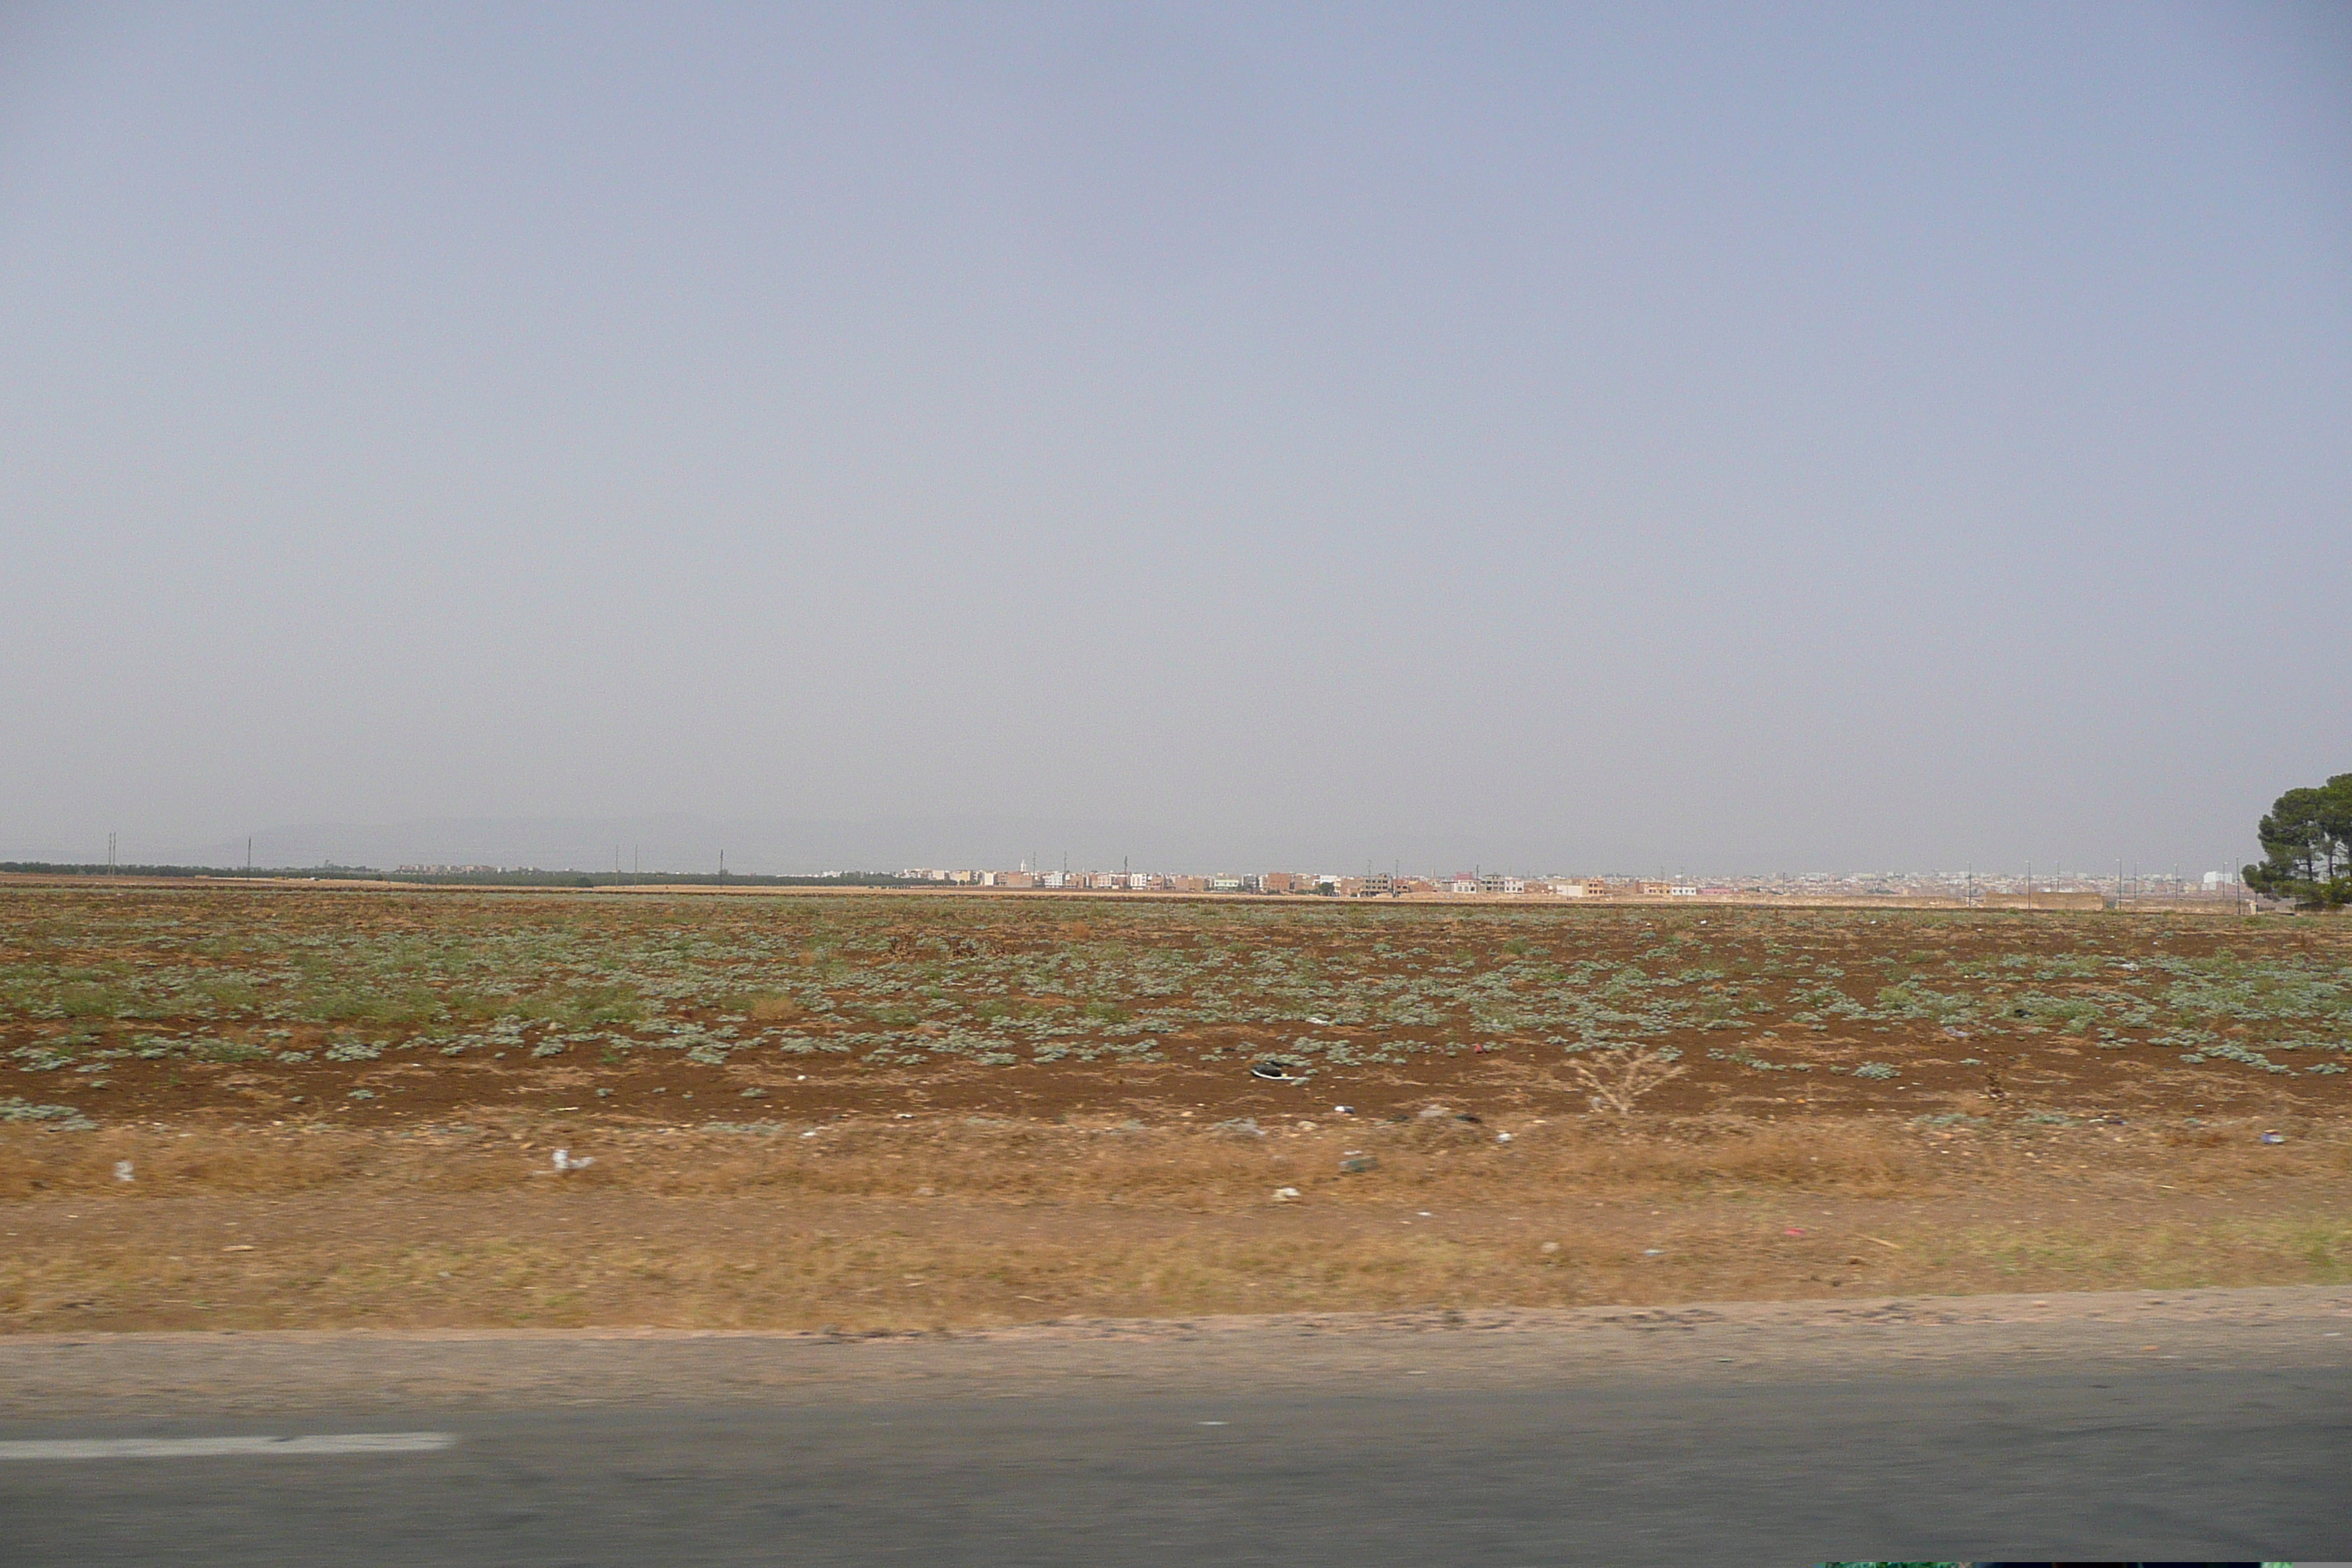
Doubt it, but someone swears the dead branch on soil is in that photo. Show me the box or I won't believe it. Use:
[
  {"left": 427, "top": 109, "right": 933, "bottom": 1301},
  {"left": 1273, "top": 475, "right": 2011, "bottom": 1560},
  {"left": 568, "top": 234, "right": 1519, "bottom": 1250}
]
[{"left": 1564, "top": 1047, "right": 1687, "bottom": 1115}]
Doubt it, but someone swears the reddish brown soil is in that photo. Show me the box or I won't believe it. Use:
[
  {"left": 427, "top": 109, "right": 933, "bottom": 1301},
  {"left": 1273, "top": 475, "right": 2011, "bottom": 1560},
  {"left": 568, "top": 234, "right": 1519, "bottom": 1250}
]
[{"left": 1, "top": 887, "right": 2344, "bottom": 1131}]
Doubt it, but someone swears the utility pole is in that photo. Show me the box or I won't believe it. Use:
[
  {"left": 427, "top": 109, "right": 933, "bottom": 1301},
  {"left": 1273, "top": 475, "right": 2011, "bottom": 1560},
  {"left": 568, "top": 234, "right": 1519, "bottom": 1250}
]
[
  {"left": 107, "top": 832, "right": 116, "bottom": 875},
  {"left": 2024, "top": 861, "right": 2030, "bottom": 912},
  {"left": 2115, "top": 858, "right": 2122, "bottom": 911},
  {"left": 246, "top": 837, "right": 253, "bottom": 877}
]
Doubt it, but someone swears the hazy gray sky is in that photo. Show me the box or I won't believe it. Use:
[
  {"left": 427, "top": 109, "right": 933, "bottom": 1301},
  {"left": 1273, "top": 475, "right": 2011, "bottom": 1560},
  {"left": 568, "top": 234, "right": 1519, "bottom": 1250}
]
[{"left": 4, "top": 2, "right": 2347, "bottom": 875}]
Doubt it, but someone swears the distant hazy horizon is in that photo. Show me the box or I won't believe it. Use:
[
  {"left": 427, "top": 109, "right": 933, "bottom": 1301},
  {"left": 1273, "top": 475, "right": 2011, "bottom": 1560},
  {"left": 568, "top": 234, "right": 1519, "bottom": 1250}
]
[
  {"left": 0, "top": 810, "right": 2251, "bottom": 885},
  {"left": 5, "top": 4, "right": 2346, "bottom": 877}
]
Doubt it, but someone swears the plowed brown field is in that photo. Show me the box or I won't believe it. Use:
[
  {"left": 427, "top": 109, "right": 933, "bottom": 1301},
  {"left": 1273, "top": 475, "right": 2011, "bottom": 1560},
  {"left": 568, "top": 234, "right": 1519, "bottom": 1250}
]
[
  {"left": 6, "top": 887, "right": 2347, "bottom": 1332},
  {"left": 2, "top": 886, "right": 2345, "bottom": 1128}
]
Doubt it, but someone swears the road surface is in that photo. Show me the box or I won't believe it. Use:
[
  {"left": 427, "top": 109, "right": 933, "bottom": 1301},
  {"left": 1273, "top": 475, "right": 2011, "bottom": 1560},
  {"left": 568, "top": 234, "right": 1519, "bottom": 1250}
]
[{"left": 3, "top": 1286, "right": 2346, "bottom": 1564}]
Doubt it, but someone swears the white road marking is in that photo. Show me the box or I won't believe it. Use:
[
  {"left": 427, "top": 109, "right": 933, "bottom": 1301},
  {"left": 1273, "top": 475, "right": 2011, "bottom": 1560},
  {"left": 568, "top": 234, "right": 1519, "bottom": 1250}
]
[{"left": 0, "top": 1433, "right": 456, "bottom": 1460}]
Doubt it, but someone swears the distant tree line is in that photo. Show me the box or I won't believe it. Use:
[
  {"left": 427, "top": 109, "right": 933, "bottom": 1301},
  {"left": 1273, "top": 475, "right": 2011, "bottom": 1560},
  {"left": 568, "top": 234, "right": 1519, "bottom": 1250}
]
[{"left": 2244, "top": 772, "right": 2351, "bottom": 911}]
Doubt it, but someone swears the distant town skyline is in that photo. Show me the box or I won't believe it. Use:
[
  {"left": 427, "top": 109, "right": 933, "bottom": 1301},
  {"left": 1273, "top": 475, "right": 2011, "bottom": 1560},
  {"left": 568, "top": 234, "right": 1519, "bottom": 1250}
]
[{"left": 1, "top": 811, "right": 2250, "bottom": 892}]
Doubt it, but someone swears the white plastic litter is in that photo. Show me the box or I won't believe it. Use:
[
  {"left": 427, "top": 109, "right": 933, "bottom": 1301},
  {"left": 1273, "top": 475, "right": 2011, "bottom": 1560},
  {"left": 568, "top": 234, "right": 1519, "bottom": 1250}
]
[{"left": 551, "top": 1148, "right": 593, "bottom": 1172}]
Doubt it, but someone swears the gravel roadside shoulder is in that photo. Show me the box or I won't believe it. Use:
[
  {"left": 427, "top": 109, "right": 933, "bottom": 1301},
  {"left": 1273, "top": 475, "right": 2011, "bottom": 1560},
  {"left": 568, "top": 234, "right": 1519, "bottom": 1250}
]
[{"left": 4, "top": 1284, "right": 2348, "bottom": 1421}]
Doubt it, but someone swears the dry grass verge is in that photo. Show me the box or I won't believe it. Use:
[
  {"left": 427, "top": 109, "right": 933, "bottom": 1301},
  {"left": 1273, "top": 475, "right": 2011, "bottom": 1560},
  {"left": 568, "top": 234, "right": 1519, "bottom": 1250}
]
[
  {"left": 5, "top": 1112, "right": 2348, "bottom": 1335},
  {"left": 1, "top": 1115, "right": 1948, "bottom": 1204},
  {"left": 7, "top": 1111, "right": 2342, "bottom": 1205}
]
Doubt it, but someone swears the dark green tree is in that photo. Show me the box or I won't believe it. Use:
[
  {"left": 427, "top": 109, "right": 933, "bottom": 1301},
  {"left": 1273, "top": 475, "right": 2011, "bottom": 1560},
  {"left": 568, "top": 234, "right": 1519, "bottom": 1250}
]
[{"left": 2244, "top": 772, "right": 2352, "bottom": 910}]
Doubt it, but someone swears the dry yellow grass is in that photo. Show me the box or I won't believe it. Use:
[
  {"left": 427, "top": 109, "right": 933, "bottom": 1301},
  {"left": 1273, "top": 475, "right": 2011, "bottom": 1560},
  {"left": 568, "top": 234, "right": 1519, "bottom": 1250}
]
[
  {"left": 1, "top": 1114, "right": 1953, "bottom": 1203},
  {"left": 5, "top": 1112, "right": 2350, "bottom": 1335},
  {"left": 10, "top": 1202, "right": 2341, "bottom": 1337},
  {"left": 8, "top": 1110, "right": 2348, "bottom": 1210}
]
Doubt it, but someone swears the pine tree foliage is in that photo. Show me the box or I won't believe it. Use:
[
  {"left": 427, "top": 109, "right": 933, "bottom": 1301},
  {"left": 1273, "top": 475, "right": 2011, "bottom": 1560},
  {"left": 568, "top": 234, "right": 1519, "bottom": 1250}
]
[{"left": 2244, "top": 772, "right": 2352, "bottom": 910}]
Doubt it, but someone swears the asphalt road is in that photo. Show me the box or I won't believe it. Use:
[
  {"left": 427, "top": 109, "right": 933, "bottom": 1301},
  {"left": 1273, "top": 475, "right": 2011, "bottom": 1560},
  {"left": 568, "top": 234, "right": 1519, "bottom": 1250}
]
[{"left": 3, "top": 1354, "right": 2346, "bottom": 1565}]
